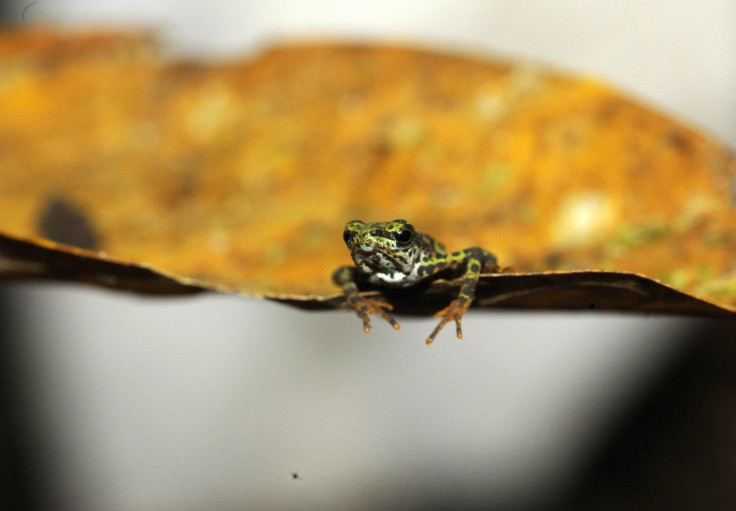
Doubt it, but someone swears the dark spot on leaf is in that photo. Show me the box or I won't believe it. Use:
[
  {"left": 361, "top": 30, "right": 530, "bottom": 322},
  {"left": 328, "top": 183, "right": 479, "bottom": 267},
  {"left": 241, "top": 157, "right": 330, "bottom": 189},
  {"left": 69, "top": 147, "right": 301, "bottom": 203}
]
[
  {"left": 663, "top": 130, "right": 689, "bottom": 151},
  {"left": 372, "top": 138, "right": 392, "bottom": 158},
  {"left": 544, "top": 251, "right": 563, "bottom": 268},
  {"left": 38, "top": 196, "right": 99, "bottom": 250},
  {"left": 595, "top": 100, "right": 622, "bottom": 122}
]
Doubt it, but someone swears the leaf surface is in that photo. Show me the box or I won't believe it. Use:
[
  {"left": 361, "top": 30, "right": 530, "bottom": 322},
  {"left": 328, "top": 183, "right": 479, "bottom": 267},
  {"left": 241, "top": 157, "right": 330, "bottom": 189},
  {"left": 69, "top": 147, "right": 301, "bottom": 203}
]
[{"left": 1, "top": 29, "right": 734, "bottom": 316}]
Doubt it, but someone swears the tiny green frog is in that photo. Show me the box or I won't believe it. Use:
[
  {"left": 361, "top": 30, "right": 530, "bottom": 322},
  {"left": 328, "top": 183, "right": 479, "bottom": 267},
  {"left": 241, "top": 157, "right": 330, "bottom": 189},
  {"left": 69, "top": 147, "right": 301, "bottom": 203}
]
[{"left": 332, "top": 219, "right": 500, "bottom": 344}]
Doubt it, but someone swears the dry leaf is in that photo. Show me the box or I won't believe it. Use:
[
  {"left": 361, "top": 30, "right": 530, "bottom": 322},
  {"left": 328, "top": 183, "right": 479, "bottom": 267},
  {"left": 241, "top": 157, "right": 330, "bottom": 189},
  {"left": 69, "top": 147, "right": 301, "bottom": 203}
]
[{"left": 1, "top": 29, "right": 734, "bottom": 316}]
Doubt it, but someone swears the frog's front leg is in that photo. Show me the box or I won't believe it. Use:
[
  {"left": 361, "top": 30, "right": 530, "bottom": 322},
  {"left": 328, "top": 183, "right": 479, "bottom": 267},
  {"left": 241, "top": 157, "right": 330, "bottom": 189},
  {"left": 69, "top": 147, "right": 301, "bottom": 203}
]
[
  {"left": 332, "top": 266, "right": 401, "bottom": 333},
  {"left": 426, "top": 248, "right": 498, "bottom": 345}
]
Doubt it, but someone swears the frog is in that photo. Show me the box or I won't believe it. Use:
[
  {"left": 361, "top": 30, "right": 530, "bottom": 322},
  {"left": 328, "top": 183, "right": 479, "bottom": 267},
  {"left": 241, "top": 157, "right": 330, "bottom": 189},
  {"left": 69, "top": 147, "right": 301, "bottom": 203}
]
[{"left": 332, "top": 219, "right": 500, "bottom": 344}]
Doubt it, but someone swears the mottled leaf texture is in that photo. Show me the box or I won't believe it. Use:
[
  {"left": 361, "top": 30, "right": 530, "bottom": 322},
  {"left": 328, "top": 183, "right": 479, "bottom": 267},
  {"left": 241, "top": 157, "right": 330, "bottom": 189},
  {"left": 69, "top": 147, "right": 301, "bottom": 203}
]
[{"left": 1, "top": 29, "right": 734, "bottom": 316}]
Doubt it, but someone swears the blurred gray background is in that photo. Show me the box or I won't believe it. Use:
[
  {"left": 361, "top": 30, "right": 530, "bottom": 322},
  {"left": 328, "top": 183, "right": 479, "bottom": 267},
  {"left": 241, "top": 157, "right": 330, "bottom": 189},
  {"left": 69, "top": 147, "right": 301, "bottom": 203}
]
[{"left": 2, "top": 1, "right": 735, "bottom": 510}]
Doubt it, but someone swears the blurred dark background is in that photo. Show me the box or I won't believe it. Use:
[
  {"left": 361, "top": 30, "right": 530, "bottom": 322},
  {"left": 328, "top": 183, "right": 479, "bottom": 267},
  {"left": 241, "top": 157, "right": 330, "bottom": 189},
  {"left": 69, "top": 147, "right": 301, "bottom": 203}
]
[{"left": 567, "top": 320, "right": 736, "bottom": 510}]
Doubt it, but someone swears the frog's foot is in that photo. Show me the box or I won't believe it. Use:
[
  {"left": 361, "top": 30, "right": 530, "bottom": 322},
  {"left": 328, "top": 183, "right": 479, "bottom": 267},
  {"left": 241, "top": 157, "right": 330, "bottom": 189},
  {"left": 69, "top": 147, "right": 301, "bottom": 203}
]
[
  {"left": 426, "top": 299, "right": 470, "bottom": 345},
  {"left": 347, "top": 295, "right": 400, "bottom": 333}
]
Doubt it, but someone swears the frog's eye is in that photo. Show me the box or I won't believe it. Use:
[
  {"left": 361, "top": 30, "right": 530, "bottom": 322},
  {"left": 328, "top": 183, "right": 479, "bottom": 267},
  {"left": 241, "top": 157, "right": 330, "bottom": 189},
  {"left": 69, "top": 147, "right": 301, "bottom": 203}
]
[
  {"left": 343, "top": 229, "right": 354, "bottom": 245},
  {"left": 395, "top": 225, "right": 414, "bottom": 244}
]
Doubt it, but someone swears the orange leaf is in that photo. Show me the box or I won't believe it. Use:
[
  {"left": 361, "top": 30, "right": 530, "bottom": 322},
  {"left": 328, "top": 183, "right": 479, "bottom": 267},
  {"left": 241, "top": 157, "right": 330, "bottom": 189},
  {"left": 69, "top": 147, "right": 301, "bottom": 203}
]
[{"left": 1, "top": 29, "right": 734, "bottom": 316}]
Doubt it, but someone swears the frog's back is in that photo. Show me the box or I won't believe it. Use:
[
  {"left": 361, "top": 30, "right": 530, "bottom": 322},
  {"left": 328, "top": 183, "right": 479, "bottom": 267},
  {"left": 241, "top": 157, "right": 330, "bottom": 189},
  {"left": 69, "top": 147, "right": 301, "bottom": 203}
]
[{"left": 420, "top": 232, "right": 445, "bottom": 256}]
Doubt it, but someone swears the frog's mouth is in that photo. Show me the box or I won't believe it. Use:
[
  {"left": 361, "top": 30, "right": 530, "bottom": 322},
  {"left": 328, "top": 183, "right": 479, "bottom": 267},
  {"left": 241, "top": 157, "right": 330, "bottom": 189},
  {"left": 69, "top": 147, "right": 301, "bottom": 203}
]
[{"left": 353, "top": 245, "right": 413, "bottom": 276}]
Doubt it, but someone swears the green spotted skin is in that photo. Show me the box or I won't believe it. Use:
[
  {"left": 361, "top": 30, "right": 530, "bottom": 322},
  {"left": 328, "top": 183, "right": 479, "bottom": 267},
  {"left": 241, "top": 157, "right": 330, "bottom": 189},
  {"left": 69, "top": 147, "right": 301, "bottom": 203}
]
[{"left": 333, "top": 219, "right": 499, "bottom": 344}]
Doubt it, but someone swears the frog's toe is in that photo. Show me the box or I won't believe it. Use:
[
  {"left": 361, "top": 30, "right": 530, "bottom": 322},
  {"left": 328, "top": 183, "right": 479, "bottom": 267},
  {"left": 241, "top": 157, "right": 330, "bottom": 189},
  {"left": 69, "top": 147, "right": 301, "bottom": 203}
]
[
  {"left": 368, "top": 299, "right": 400, "bottom": 331},
  {"left": 426, "top": 321, "right": 447, "bottom": 345},
  {"left": 358, "top": 314, "right": 372, "bottom": 333},
  {"left": 352, "top": 297, "right": 400, "bottom": 333},
  {"left": 354, "top": 307, "right": 375, "bottom": 333},
  {"left": 380, "top": 312, "right": 401, "bottom": 330},
  {"left": 426, "top": 300, "right": 469, "bottom": 344},
  {"left": 454, "top": 319, "right": 464, "bottom": 339}
]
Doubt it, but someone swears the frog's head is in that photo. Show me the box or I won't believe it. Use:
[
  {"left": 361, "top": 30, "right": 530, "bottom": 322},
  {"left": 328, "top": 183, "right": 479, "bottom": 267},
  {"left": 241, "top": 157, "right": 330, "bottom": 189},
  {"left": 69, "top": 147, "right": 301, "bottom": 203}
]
[{"left": 342, "top": 219, "right": 425, "bottom": 282}]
